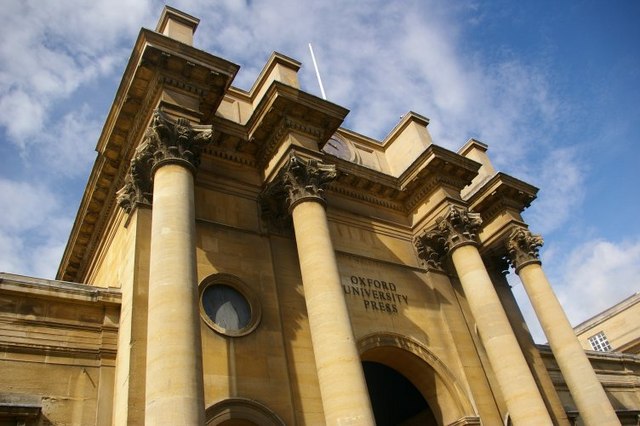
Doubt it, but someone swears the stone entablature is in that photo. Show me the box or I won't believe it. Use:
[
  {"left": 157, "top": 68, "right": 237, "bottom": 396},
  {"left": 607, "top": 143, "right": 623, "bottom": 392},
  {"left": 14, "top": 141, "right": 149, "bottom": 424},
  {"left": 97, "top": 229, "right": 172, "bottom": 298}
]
[
  {"left": 0, "top": 272, "right": 120, "bottom": 363},
  {"left": 465, "top": 172, "right": 537, "bottom": 222},
  {"left": 57, "top": 24, "right": 239, "bottom": 282},
  {"left": 327, "top": 144, "right": 479, "bottom": 214},
  {"left": 56, "top": 1, "right": 547, "bottom": 285}
]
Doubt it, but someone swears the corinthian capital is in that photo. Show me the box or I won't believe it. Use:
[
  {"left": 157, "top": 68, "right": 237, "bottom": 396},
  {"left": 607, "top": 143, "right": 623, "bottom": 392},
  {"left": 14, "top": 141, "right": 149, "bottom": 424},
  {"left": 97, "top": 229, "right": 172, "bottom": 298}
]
[
  {"left": 116, "top": 135, "right": 154, "bottom": 213},
  {"left": 259, "top": 155, "right": 336, "bottom": 232},
  {"left": 117, "top": 110, "right": 212, "bottom": 213},
  {"left": 414, "top": 205, "right": 482, "bottom": 269},
  {"left": 506, "top": 227, "right": 543, "bottom": 273},
  {"left": 280, "top": 155, "right": 337, "bottom": 211},
  {"left": 145, "top": 110, "right": 213, "bottom": 173}
]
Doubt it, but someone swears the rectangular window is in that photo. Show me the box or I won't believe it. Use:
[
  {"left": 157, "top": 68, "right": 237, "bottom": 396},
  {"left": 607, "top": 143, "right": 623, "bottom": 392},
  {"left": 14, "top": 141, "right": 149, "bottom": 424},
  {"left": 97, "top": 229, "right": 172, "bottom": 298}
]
[{"left": 588, "top": 331, "right": 612, "bottom": 352}]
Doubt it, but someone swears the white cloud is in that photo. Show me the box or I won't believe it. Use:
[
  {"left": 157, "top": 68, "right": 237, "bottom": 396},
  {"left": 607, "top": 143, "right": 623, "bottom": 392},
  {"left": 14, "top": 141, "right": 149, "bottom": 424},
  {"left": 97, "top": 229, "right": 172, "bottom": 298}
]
[
  {"left": 523, "top": 147, "right": 585, "bottom": 235},
  {"left": 38, "top": 106, "right": 102, "bottom": 178},
  {"left": 0, "top": 91, "right": 45, "bottom": 145},
  {"left": 0, "top": 179, "right": 59, "bottom": 231},
  {"left": 558, "top": 239, "right": 640, "bottom": 325},
  {"left": 0, "top": 0, "right": 153, "bottom": 146},
  {"left": 0, "top": 178, "right": 70, "bottom": 278}
]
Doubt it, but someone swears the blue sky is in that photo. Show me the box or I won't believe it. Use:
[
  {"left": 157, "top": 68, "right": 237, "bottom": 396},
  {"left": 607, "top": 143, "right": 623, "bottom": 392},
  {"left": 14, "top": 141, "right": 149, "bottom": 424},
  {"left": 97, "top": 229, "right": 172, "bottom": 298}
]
[{"left": 0, "top": 0, "right": 638, "bottom": 342}]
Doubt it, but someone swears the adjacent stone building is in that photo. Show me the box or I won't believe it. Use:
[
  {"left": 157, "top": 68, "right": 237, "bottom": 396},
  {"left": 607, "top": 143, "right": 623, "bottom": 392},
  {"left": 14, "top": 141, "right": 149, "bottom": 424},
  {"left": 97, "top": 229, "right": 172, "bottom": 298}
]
[
  {"left": 1, "top": 6, "right": 639, "bottom": 426},
  {"left": 574, "top": 292, "right": 640, "bottom": 355}
]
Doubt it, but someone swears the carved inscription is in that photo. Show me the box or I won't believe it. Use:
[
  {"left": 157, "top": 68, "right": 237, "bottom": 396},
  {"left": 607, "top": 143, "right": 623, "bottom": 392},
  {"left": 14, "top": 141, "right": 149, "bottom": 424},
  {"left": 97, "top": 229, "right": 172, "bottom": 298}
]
[{"left": 342, "top": 275, "right": 409, "bottom": 314}]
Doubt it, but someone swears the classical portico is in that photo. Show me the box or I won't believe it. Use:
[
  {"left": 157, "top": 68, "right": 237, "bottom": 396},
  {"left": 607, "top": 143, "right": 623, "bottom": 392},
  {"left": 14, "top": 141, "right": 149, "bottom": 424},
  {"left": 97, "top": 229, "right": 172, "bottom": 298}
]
[
  {"left": 5, "top": 6, "right": 636, "bottom": 426},
  {"left": 415, "top": 206, "right": 553, "bottom": 425}
]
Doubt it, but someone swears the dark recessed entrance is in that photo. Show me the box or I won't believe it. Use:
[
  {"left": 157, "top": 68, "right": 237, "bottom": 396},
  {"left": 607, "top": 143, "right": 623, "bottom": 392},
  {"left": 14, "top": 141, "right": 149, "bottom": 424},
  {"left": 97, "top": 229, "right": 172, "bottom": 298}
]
[{"left": 363, "top": 361, "right": 437, "bottom": 426}]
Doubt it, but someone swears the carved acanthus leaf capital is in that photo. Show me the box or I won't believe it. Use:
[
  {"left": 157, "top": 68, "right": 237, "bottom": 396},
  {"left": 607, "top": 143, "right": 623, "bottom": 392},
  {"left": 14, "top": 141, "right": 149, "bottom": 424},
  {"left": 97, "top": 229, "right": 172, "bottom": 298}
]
[
  {"left": 146, "top": 110, "right": 212, "bottom": 172},
  {"left": 506, "top": 227, "right": 543, "bottom": 273},
  {"left": 116, "top": 134, "right": 154, "bottom": 213},
  {"left": 280, "top": 154, "right": 337, "bottom": 210},
  {"left": 414, "top": 205, "right": 482, "bottom": 270},
  {"left": 415, "top": 230, "right": 447, "bottom": 270},
  {"left": 259, "top": 155, "right": 337, "bottom": 232},
  {"left": 117, "top": 110, "right": 213, "bottom": 214}
]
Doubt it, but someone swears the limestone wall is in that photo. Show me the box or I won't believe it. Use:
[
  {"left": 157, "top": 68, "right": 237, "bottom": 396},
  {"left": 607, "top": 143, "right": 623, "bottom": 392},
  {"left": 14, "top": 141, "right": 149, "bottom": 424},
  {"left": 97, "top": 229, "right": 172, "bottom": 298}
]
[{"left": 0, "top": 274, "right": 119, "bottom": 425}]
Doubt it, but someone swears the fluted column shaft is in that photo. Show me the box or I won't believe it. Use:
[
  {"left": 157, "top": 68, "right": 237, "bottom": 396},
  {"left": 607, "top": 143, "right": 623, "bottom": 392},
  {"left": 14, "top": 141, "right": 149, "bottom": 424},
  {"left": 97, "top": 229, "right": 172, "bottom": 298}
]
[
  {"left": 275, "top": 155, "right": 375, "bottom": 425},
  {"left": 508, "top": 229, "right": 619, "bottom": 426},
  {"left": 416, "top": 207, "right": 552, "bottom": 425}
]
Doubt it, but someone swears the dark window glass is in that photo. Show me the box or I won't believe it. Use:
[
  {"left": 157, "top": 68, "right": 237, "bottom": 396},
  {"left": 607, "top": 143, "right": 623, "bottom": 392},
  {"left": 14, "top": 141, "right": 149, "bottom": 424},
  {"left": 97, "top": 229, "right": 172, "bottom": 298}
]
[{"left": 202, "top": 285, "right": 251, "bottom": 330}]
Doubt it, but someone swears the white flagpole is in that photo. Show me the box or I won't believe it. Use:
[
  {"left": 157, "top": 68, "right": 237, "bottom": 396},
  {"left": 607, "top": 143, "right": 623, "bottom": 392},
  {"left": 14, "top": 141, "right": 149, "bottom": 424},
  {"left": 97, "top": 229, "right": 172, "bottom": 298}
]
[{"left": 308, "top": 43, "right": 327, "bottom": 100}]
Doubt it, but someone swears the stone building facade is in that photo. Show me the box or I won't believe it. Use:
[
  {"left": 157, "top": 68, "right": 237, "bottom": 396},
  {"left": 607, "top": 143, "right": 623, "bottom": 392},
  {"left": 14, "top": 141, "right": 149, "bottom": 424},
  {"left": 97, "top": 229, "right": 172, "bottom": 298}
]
[
  {"left": 574, "top": 292, "right": 640, "bottom": 355},
  {"left": 1, "top": 6, "right": 639, "bottom": 426}
]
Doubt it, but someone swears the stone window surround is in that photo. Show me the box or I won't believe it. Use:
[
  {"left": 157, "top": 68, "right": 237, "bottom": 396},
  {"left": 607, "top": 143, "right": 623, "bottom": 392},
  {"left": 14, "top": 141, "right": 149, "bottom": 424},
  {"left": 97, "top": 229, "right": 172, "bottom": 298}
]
[{"left": 198, "top": 273, "right": 261, "bottom": 337}]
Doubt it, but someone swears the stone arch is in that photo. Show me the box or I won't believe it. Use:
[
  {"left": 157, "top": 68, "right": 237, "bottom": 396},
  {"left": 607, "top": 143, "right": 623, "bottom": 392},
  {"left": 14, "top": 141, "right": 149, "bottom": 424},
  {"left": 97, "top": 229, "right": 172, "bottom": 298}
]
[
  {"left": 205, "top": 398, "right": 285, "bottom": 426},
  {"left": 359, "top": 332, "right": 479, "bottom": 426}
]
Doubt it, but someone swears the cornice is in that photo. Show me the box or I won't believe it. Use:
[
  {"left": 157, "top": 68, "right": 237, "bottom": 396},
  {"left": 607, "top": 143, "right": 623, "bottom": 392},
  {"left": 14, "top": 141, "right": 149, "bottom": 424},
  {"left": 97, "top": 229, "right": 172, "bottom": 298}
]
[
  {"left": 206, "top": 115, "right": 254, "bottom": 159},
  {"left": 0, "top": 343, "right": 118, "bottom": 364},
  {"left": 329, "top": 158, "right": 404, "bottom": 211},
  {"left": 198, "top": 119, "right": 480, "bottom": 219},
  {"left": 466, "top": 172, "right": 538, "bottom": 222},
  {"left": 96, "top": 29, "right": 239, "bottom": 156},
  {"left": 399, "top": 145, "right": 479, "bottom": 190},
  {"left": 326, "top": 145, "right": 479, "bottom": 214},
  {"left": 399, "top": 146, "right": 480, "bottom": 211},
  {"left": 57, "top": 28, "right": 239, "bottom": 282},
  {"left": 247, "top": 81, "right": 348, "bottom": 167},
  {"left": 0, "top": 272, "right": 121, "bottom": 305}
]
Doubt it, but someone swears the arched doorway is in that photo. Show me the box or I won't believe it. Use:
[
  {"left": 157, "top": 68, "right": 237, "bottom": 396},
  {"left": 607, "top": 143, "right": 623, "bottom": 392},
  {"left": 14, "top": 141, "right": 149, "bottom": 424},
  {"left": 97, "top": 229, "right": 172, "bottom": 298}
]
[
  {"left": 359, "top": 333, "right": 478, "bottom": 426},
  {"left": 205, "top": 398, "right": 285, "bottom": 426},
  {"left": 363, "top": 360, "right": 438, "bottom": 425}
]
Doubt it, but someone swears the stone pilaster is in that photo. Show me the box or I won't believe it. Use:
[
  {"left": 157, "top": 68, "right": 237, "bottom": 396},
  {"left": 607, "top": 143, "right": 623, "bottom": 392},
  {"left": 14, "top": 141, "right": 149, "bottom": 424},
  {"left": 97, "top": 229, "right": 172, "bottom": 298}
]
[
  {"left": 266, "top": 154, "right": 375, "bottom": 426},
  {"left": 416, "top": 206, "right": 552, "bottom": 425},
  {"left": 118, "top": 110, "right": 211, "bottom": 425},
  {"left": 506, "top": 227, "right": 620, "bottom": 426}
]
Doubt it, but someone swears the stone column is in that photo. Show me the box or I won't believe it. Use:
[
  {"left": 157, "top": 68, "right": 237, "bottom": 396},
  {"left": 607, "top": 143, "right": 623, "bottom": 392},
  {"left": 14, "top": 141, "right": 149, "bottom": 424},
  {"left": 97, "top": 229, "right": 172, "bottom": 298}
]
[
  {"left": 119, "top": 111, "right": 212, "bottom": 425},
  {"left": 275, "top": 155, "right": 375, "bottom": 426},
  {"left": 416, "top": 206, "right": 552, "bottom": 425},
  {"left": 506, "top": 228, "right": 620, "bottom": 426}
]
